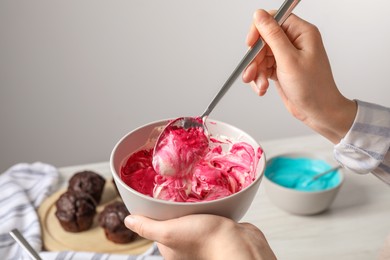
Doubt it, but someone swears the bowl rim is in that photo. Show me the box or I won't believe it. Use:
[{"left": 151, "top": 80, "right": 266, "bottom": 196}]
[
  {"left": 264, "top": 152, "right": 344, "bottom": 194},
  {"left": 110, "top": 118, "right": 266, "bottom": 205}
]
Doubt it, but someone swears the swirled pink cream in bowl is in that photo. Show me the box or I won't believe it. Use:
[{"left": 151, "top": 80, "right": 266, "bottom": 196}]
[{"left": 110, "top": 119, "right": 265, "bottom": 221}]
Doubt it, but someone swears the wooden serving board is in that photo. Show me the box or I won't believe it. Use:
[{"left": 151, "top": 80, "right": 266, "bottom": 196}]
[{"left": 38, "top": 179, "right": 153, "bottom": 255}]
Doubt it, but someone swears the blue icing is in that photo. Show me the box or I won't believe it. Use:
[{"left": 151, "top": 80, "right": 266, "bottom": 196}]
[{"left": 265, "top": 157, "right": 341, "bottom": 192}]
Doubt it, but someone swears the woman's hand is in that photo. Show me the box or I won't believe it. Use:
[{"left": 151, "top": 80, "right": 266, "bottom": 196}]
[
  {"left": 243, "top": 10, "right": 357, "bottom": 143},
  {"left": 125, "top": 214, "right": 276, "bottom": 260}
]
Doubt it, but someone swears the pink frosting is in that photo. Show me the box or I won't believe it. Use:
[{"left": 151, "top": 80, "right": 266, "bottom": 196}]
[
  {"left": 152, "top": 124, "right": 209, "bottom": 177},
  {"left": 121, "top": 132, "right": 262, "bottom": 202}
]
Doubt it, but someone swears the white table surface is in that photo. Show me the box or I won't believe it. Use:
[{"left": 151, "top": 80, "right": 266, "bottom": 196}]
[{"left": 58, "top": 134, "right": 390, "bottom": 260}]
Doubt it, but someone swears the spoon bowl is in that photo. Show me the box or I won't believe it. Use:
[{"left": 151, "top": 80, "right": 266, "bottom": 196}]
[
  {"left": 163, "top": 117, "right": 208, "bottom": 136},
  {"left": 152, "top": 116, "right": 210, "bottom": 177}
]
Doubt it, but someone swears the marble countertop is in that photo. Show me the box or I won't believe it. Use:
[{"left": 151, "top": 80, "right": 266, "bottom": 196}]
[{"left": 58, "top": 134, "right": 390, "bottom": 260}]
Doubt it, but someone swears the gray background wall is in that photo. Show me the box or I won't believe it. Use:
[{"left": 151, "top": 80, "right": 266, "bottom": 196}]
[{"left": 1, "top": 0, "right": 390, "bottom": 173}]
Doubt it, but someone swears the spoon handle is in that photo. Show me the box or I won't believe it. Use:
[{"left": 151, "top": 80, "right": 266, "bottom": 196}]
[
  {"left": 201, "top": 0, "right": 301, "bottom": 118},
  {"left": 312, "top": 165, "right": 342, "bottom": 180},
  {"left": 9, "top": 229, "right": 42, "bottom": 260}
]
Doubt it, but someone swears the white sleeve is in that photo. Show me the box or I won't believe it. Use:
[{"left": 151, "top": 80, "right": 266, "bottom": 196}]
[{"left": 334, "top": 100, "right": 390, "bottom": 184}]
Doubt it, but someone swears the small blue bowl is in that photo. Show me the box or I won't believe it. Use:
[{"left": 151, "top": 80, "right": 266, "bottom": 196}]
[
  {"left": 264, "top": 153, "right": 344, "bottom": 215},
  {"left": 265, "top": 156, "right": 342, "bottom": 192}
]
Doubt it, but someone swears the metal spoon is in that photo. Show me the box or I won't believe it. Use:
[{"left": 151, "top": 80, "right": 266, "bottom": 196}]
[
  {"left": 9, "top": 229, "right": 42, "bottom": 260},
  {"left": 154, "top": 0, "right": 301, "bottom": 150},
  {"left": 311, "top": 165, "right": 342, "bottom": 181},
  {"left": 297, "top": 165, "right": 342, "bottom": 188}
]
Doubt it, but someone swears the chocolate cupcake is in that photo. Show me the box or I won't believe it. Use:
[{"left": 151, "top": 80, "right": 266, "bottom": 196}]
[
  {"left": 55, "top": 190, "right": 97, "bottom": 232},
  {"left": 68, "top": 171, "right": 106, "bottom": 204},
  {"left": 98, "top": 201, "right": 137, "bottom": 243}
]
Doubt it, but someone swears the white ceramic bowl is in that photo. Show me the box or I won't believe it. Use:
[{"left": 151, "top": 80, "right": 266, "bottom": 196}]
[
  {"left": 110, "top": 119, "right": 266, "bottom": 221},
  {"left": 264, "top": 153, "right": 343, "bottom": 215}
]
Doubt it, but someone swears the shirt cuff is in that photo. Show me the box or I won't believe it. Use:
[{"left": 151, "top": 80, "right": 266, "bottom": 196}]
[{"left": 334, "top": 100, "right": 390, "bottom": 175}]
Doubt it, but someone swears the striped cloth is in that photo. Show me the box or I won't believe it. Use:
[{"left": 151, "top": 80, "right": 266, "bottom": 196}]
[
  {"left": 0, "top": 162, "right": 162, "bottom": 260},
  {"left": 334, "top": 100, "right": 390, "bottom": 184},
  {"left": 1, "top": 162, "right": 59, "bottom": 259}
]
